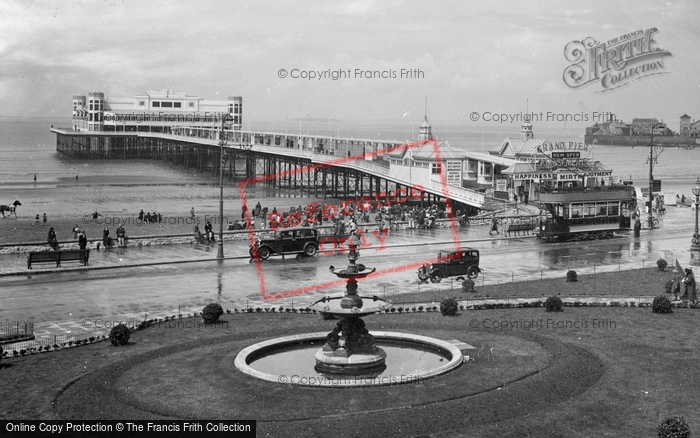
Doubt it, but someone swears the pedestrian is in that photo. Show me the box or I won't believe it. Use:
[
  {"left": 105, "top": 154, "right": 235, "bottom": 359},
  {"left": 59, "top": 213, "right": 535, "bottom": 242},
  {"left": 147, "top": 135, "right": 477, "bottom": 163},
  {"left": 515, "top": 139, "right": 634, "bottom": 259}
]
[
  {"left": 78, "top": 230, "right": 87, "bottom": 250},
  {"left": 489, "top": 216, "right": 499, "bottom": 235},
  {"left": 672, "top": 267, "right": 682, "bottom": 301},
  {"left": 190, "top": 207, "right": 195, "bottom": 220},
  {"left": 47, "top": 227, "right": 59, "bottom": 250},
  {"left": 513, "top": 193, "right": 518, "bottom": 204},
  {"left": 633, "top": 214, "right": 641, "bottom": 237},
  {"left": 31, "top": 214, "right": 40, "bottom": 226},
  {"left": 72, "top": 224, "right": 80, "bottom": 239},
  {"left": 138, "top": 209, "right": 144, "bottom": 221},
  {"left": 33, "top": 174, "right": 36, "bottom": 182},
  {"left": 116, "top": 224, "right": 126, "bottom": 248},
  {"left": 682, "top": 266, "right": 697, "bottom": 305},
  {"left": 205, "top": 220, "right": 214, "bottom": 242},
  {"left": 42, "top": 213, "right": 47, "bottom": 225},
  {"left": 102, "top": 226, "right": 113, "bottom": 248}
]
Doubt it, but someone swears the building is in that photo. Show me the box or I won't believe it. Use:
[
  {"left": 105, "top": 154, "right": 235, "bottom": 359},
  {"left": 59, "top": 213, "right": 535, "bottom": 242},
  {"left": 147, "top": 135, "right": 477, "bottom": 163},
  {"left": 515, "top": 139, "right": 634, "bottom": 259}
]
[
  {"left": 489, "top": 120, "right": 614, "bottom": 201},
  {"left": 387, "top": 115, "right": 517, "bottom": 194},
  {"left": 679, "top": 113, "right": 700, "bottom": 137},
  {"left": 71, "top": 89, "right": 242, "bottom": 133}
]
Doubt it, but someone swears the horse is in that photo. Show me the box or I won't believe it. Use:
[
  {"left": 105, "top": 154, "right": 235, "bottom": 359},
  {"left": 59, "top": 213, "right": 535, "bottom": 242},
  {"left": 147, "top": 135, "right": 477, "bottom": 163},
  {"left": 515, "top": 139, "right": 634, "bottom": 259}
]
[{"left": 0, "top": 200, "right": 21, "bottom": 218}]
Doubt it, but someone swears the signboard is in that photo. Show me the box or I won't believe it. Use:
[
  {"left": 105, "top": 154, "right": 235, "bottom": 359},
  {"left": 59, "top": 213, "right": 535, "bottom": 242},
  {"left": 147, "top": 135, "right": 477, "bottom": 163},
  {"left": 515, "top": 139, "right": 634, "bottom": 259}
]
[
  {"left": 557, "top": 173, "right": 580, "bottom": 181},
  {"left": 446, "top": 161, "right": 461, "bottom": 185},
  {"left": 513, "top": 172, "right": 553, "bottom": 181},
  {"left": 496, "top": 179, "right": 508, "bottom": 191},
  {"left": 552, "top": 151, "right": 581, "bottom": 159},
  {"left": 652, "top": 179, "right": 661, "bottom": 192}
]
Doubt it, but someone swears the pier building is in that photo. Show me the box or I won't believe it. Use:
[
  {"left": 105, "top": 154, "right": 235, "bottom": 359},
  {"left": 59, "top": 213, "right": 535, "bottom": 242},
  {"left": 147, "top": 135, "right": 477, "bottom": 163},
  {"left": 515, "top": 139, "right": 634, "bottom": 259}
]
[{"left": 71, "top": 89, "right": 242, "bottom": 133}]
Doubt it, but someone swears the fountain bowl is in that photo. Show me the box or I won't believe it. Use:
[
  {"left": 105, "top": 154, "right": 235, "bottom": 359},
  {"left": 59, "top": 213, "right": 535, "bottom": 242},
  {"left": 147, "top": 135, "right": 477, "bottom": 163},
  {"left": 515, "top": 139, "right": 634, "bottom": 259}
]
[{"left": 235, "top": 331, "right": 464, "bottom": 387}]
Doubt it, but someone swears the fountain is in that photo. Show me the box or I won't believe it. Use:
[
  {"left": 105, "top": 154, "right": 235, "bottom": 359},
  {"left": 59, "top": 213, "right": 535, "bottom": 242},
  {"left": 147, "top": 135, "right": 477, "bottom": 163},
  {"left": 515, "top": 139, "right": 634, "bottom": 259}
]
[
  {"left": 235, "top": 231, "right": 465, "bottom": 387},
  {"left": 309, "top": 233, "right": 389, "bottom": 375}
]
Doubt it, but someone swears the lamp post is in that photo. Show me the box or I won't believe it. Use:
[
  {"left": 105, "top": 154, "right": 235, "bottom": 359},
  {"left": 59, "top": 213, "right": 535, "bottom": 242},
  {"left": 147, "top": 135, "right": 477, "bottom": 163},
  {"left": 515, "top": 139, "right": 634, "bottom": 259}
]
[
  {"left": 217, "top": 113, "right": 232, "bottom": 260},
  {"left": 647, "top": 122, "right": 665, "bottom": 229},
  {"left": 690, "top": 178, "right": 700, "bottom": 266}
]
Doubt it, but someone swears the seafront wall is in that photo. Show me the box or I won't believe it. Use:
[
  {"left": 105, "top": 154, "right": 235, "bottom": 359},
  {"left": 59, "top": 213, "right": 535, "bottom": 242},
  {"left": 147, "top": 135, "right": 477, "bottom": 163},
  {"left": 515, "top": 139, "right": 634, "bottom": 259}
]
[{"left": 0, "top": 219, "right": 459, "bottom": 255}]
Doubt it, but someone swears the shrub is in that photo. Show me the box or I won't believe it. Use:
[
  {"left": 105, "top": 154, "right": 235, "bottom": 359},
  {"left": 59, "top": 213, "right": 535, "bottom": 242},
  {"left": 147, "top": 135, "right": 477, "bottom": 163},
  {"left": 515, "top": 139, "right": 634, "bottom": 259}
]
[
  {"left": 109, "top": 323, "right": 131, "bottom": 346},
  {"left": 320, "top": 312, "right": 335, "bottom": 320},
  {"left": 657, "top": 258, "right": 668, "bottom": 272},
  {"left": 657, "top": 415, "right": 691, "bottom": 438},
  {"left": 566, "top": 270, "right": 578, "bottom": 282},
  {"left": 652, "top": 295, "right": 673, "bottom": 314},
  {"left": 202, "top": 303, "right": 224, "bottom": 324},
  {"left": 440, "top": 297, "right": 459, "bottom": 316},
  {"left": 462, "top": 278, "right": 475, "bottom": 293},
  {"left": 544, "top": 296, "right": 564, "bottom": 312}
]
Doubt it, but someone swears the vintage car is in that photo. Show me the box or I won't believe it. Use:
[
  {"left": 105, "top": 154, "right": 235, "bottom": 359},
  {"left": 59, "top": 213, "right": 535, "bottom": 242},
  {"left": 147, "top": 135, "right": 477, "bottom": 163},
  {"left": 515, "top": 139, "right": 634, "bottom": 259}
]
[
  {"left": 249, "top": 226, "right": 320, "bottom": 260},
  {"left": 417, "top": 248, "right": 481, "bottom": 283}
]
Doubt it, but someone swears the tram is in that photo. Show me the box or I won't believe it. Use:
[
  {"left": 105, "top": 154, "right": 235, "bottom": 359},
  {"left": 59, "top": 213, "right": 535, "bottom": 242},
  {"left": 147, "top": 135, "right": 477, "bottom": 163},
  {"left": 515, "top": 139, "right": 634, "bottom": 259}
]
[{"left": 536, "top": 184, "right": 637, "bottom": 241}]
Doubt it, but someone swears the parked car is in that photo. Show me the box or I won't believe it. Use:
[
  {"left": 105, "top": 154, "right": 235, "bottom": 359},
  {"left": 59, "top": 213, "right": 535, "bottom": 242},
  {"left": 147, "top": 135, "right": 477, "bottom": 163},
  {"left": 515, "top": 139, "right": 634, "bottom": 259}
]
[
  {"left": 417, "top": 248, "right": 481, "bottom": 283},
  {"left": 249, "top": 226, "right": 320, "bottom": 260}
]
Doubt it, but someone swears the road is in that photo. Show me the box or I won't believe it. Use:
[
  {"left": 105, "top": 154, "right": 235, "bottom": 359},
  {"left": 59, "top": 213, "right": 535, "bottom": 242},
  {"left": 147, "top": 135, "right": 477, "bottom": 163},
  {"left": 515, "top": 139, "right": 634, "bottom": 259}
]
[{"left": 0, "top": 217, "right": 691, "bottom": 325}]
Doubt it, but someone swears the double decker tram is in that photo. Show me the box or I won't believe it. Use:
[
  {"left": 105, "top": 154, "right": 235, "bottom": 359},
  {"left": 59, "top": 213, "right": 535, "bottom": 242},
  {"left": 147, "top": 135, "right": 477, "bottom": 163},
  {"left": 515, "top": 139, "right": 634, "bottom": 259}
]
[{"left": 536, "top": 184, "right": 637, "bottom": 241}]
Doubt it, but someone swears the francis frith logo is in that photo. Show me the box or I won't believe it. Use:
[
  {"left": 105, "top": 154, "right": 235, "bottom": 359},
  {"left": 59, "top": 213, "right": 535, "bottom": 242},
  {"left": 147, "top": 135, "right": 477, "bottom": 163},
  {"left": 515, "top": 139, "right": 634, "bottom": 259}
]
[{"left": 563, "top": 27, "right": 672, "bottom": 92}]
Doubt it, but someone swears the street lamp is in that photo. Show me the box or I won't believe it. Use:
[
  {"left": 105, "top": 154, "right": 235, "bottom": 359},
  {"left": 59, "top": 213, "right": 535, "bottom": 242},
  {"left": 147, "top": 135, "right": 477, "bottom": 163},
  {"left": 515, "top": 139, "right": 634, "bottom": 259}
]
[
  {"left": 647, "top": 121, "right": 665, "bottom": 230},
  {"left": 690, "top": 178, "right": 700, "bottom": 265},
  {"left": 217, "top": 113, "right": 232, "bottom": 260}
]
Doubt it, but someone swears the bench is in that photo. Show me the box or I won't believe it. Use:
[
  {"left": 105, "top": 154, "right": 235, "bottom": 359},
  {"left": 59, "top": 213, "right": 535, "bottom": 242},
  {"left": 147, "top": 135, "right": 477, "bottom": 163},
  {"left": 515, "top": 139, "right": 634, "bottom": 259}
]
[
  {"left": 27, "top": 249, "right": 90, "bottom": 269},
  {"left": 506, "top": 223, "right": 537, "bottom": 236}
]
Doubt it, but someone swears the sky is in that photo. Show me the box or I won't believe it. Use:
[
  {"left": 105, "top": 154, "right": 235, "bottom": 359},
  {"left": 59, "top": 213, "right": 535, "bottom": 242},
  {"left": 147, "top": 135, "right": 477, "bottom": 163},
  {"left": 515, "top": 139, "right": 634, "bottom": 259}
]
[{"left": 1, "top": 0, "right": 699, "bottom": 132}]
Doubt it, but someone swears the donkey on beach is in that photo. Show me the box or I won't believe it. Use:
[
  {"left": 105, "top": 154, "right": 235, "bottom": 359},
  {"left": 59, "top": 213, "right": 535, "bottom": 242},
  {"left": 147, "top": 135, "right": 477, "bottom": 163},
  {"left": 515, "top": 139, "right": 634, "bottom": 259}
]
[{"left": 0, "top": 200, "right": 21, "bottom": 218}]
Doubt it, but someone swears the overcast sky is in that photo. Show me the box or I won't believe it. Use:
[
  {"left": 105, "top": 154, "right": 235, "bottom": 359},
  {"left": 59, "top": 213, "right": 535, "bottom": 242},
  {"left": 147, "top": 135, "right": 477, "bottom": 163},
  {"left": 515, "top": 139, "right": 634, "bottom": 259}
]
[{"left": 1, "top": 0, "right": 698, "bottom": 131}]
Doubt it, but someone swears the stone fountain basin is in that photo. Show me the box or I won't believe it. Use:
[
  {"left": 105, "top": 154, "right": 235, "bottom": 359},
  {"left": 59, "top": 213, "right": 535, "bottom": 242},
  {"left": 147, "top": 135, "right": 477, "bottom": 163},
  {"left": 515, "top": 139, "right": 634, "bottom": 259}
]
[{"left": 235, "top": 331, "right": 464, "bottom": 387}]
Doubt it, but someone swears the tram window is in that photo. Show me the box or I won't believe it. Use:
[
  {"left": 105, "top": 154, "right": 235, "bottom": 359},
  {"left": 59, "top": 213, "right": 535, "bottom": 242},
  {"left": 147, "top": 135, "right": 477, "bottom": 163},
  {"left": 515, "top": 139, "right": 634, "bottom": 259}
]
[
  {"left": 609, "top": 203, "right": 620, "bottom": 216},
  {"left": 584, "top": 203, "right": 596, "bottom": 217},
  {"left": 597, "top": 204, "right": 608, "bottom": 216},
  {"left": 571, "top": 204, "right": 582, "bottom": 218}
]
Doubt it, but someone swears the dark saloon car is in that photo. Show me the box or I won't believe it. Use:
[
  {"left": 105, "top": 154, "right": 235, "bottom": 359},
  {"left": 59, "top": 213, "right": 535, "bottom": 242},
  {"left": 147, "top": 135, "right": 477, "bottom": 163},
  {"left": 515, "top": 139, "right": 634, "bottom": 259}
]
[
  {"left": 249, "top": 227, "right": 320, "bottom": 260},
  {"left": 417, "top": 248, "right": 481, "bottom": 283}
]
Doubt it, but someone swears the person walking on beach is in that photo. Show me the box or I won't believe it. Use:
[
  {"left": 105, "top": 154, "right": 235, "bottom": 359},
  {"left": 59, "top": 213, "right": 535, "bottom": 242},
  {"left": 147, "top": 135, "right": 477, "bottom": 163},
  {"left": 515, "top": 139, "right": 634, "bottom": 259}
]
[
  {"left": 42, "top": 213, "right": 47, "bottom": 225},
  {"left": 682, "top": 266, "right": 697, "bottom": 305},
  {"left": 138, "top": 209, "right": 144, "bottom": 221},
  {"left": 32, "top": 214, "right": 40, "bottom": 226},
  {"left": 78, "top": 230, "right": 87, "bottom": 250},
  {"left": 190, "top": 207, "right": 195, "bottom": 220},
  {"left": 47, "top": 227, "right": 59, "bottom": 250},
  {"left": 489, "top": 216, "right": 499, "bottom": 235},
  {"left": 116, "top": 224, "right": 126, "bottom": 248}
]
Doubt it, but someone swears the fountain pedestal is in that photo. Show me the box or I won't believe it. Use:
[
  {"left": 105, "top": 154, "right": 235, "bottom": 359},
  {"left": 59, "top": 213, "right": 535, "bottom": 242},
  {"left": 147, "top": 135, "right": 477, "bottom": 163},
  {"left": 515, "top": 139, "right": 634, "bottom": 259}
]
[{"left": 310, "top": 234, "right": 390, "bottom": 375}]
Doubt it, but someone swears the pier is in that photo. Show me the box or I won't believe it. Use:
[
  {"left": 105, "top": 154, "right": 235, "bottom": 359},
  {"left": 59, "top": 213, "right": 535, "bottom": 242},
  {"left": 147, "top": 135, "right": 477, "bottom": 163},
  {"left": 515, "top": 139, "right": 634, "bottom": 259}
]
[{"left": 51, "top": 127, "right": 495, "bottom": 213}]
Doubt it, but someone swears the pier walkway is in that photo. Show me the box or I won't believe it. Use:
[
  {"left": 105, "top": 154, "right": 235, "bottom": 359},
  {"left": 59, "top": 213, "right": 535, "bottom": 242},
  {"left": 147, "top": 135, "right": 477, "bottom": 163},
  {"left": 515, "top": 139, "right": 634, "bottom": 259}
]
[{"left": 52, "top": 127, "right": 498, "bottom": 211}]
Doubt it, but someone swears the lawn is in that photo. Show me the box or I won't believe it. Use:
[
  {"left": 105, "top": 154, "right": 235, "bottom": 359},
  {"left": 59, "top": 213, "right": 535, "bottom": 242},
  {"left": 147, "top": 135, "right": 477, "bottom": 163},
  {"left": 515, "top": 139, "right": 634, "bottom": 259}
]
[{"left": 1, "top": 269, "right": 697, "bottom": 437}]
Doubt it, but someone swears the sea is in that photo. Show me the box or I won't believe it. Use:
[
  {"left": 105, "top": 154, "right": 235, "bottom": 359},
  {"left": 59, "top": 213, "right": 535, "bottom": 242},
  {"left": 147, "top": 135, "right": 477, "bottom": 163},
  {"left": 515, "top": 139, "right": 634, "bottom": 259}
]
[{"left": 1, "top": 115, "right": 699, "bottom": 219}]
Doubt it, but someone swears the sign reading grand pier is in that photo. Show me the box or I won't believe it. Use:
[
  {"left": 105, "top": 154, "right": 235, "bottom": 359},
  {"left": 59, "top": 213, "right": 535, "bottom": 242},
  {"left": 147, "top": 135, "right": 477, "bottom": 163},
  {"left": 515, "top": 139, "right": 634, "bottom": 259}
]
[{"left": 563, "top": 28, "right": 672, "bottom": 92}]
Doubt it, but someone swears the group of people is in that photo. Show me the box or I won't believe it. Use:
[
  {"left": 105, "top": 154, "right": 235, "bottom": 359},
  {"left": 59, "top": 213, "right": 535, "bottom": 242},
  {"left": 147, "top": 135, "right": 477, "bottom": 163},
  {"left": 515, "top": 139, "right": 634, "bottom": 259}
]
[
  {"left": 673, "top": 265, "right": 698, "bottom": 305},
  {"left": 193, "top": 221, "right": 215, "bottom": 244},
  {"left": 32, "top": 213, "right": 47, "bottom": 226},
  {"left": 138, "top": 209, "right": 162, "bottom": 224},
  {"left": 247, "top": 199, "right": 449, "bottom": 232}
]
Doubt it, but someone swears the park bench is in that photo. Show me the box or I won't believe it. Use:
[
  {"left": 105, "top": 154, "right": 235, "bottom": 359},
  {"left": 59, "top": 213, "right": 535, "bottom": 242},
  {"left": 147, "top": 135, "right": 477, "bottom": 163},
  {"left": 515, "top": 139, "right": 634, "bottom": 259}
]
[
  {"left": 27, "top": 249, "right": 90, "bottom": 269},
  {"left": 506, "top": 223, "right": 537, "bottom": 236}
]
